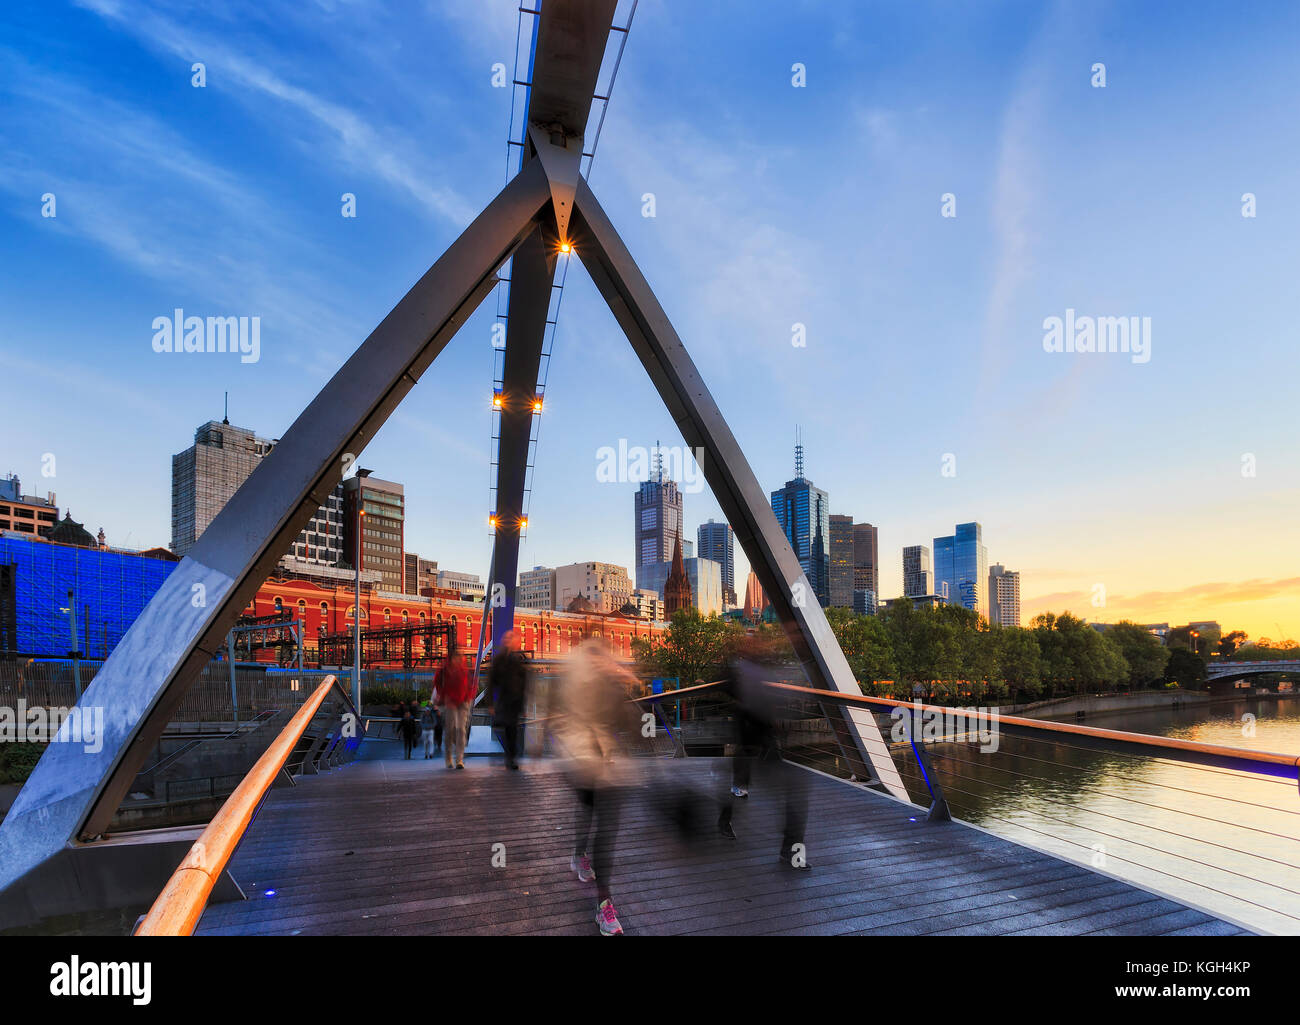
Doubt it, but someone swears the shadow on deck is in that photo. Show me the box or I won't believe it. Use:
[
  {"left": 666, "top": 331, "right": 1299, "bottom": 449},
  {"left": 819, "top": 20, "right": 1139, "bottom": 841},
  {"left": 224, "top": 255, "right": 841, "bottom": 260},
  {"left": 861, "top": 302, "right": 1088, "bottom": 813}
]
[{"left": 195, "top": 751, "right": 1251, "bottom": 936}]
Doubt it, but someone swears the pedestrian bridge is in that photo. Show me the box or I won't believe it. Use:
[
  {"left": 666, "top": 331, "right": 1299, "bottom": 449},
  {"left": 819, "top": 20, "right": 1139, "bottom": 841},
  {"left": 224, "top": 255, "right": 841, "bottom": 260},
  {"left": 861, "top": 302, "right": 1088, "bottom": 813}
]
[
  {"left": 92, "top": 676, "right": 1290, "bottom": 937},
  {"left": 1206, "top": 660, "right": 1300, "bottom": 681}
]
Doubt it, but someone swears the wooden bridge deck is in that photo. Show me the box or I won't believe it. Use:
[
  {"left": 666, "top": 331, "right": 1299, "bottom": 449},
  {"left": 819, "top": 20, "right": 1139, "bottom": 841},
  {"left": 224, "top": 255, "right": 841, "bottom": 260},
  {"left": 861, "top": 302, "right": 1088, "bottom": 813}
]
[{"left": 195, "top": 749, "right": 1251, "bottom": 936}]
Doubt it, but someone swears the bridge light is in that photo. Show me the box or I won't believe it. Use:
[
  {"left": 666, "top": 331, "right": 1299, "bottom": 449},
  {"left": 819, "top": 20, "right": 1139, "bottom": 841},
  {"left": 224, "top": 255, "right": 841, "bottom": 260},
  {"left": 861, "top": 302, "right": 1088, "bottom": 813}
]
[
  {"left": 492, "top": 392, "right": 503, "bottom": 409},
  {"left": 489, "top": 514, "right": 498, "bottom": 528},
  {"left": 532, "top": 397, "right": 543, "bottom": 412},
  {"left": 559, "top": 241, "right": 572, "bottom": 254},
  {"left": 520, "top": 516, "right": 528, "bottom": 530}
]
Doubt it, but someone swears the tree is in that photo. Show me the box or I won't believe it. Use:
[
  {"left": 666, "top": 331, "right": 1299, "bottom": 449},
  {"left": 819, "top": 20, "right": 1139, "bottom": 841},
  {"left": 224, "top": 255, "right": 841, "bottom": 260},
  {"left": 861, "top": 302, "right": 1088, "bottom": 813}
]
[
  {"left": 1105, "top": 621, "right": 1170, "bottom": 690},
  {"left": 1164, "top": 647, "right": 1207, "bottom": 689},
  {"left": 631, "top": 608, "right": 739, "bottom": 685},
  {"left": 1217, "top": 630, "right": 1248, "bottom": 657},
  {"left": 825, "top": 607, "right": 896, "bottom": 688},
  {"left": 992, "top": 625, "right": 1043, "bottom": 703}
]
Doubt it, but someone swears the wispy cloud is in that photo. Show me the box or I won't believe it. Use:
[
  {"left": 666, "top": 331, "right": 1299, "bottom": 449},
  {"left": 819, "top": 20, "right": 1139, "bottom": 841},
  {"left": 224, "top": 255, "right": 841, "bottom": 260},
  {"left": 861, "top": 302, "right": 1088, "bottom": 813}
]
[{"left": 72, "top": 0, "right": 473, "bottom": 224}]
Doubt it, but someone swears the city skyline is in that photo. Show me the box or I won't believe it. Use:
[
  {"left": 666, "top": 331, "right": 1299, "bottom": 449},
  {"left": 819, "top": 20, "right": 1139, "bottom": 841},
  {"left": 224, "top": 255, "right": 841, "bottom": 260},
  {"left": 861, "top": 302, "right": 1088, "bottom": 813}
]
[{"left": 1, "top": 1, "right": 1297, "bottom": 640}]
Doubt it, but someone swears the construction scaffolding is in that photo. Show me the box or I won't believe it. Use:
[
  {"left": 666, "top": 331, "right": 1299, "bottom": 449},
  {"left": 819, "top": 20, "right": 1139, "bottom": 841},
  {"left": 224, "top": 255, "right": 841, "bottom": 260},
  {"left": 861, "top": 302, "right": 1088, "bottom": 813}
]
[{"left": 315, "top": 619, "right": 456, "bottom": 672}]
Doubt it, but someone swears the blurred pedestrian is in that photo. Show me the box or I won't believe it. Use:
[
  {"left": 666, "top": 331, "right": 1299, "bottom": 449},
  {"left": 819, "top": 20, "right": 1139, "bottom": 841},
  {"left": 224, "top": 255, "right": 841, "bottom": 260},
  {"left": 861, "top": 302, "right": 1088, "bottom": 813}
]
[
  {"left": 489, "top": 629, "right": 529, "bottom": 770},
  {"left": 435, "top": 641, "right": 473, "bottom": 770},
  {"left": 717, "top": 638, "right": 809, "bottom": 869},
  {"left": 551, "top": 639, "right": 641, "bottom": 935},
  {"left": 420, "top": 701, "right": 440, "bottom": 759}
]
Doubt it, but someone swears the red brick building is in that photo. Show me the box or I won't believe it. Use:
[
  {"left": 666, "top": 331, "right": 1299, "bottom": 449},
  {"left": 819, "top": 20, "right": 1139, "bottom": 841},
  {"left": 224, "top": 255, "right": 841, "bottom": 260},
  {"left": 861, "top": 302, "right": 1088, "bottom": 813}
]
[{"left": 241, "top": 575, "right": 665, "bottom": 667}]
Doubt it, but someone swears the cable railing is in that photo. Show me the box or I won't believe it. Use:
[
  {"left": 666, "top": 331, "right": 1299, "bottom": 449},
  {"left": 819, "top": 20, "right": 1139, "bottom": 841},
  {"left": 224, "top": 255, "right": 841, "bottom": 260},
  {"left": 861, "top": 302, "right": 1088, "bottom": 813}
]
[
  {"left": 134, "top": 674, "right": 361, "bottom": 936},
  {"left": 636, "top": 677, "right": 1300, "bottom": 934}
]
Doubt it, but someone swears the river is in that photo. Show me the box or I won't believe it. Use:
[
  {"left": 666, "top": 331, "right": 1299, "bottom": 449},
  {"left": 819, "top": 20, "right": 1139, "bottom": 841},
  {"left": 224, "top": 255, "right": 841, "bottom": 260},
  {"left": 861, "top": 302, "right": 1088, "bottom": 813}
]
[{"left": 898, "top": 695, "right": 1300, "bottom": 934}]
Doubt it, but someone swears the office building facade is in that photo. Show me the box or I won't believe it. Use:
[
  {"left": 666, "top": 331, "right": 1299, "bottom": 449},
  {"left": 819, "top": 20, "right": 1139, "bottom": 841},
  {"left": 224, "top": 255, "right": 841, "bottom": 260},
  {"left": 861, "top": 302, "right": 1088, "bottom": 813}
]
[
  {"left": 988, "top": 564, "right": 1021, "bottom": 627},
  {"left": 770, "top": 441, "right": 830, "bottom": 606},
  {"left": 554, "top": 561, "right": 633, "bottom": 614},
  {"left": 903, "top": 545, "right": 934, "bottom": 598},
  {"left": 853, "top": 522, "right": 879, "bottom": 601},
  {"left": 934, "top": 522, "right": 988, "bottom": 619},
  {"left": 518, "top": 566, "right": 555, "bottom": 610},
  {"left": 696, "top": 519, "right": 737, "bottom": 608},
  {"left": 634, "top": 475, "right": 683, "bottom": 591},
  {"left": 343, "top": 474, "right": 406, "bottom": 593},
  {"left": 829, "top": 514, "right": 855, "bottom": 609}
]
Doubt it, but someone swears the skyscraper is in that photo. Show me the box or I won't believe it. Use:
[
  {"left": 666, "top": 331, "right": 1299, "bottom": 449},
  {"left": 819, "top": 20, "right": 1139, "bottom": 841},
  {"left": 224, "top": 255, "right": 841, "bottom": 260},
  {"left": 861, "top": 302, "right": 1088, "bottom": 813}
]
[
  {"left": 633, "top": 452, "right": 683, "bottom": 590},
  {"left": 934, "top": 522, "right": 988, "bottom": 618},
  {"left": 988, "top": 563, "right": 1021, "bottom": 627},
  {"left": 770, "top": 432, "right": 830, "bottom": 606},
  {"left": 903, "top": 545, "right": 933, "bottom": 598},
  {"left": 696, "top": 519, "right": 737, "bottom": 607},
  {"left": 829, "top": 514, "right": 855, "bottom": 608},
  {"left": 172, "top": 418, "right": 346, "bottom": 569},
  {"left": 343, "top": 473, "right": 406, "bottom": 593},
  {"left": 171, "top": 420, "right": 273, "bottom": 556},
  {"left": 852, "top": 522, "right": 879, "bottom": 601}
]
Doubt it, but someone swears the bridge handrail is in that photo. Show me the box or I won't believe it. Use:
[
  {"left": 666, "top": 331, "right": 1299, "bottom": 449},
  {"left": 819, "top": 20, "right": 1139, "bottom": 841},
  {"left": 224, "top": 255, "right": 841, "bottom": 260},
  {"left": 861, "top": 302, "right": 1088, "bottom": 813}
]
[
  {"left": 634, "top": 678, "right": 1300, "bottom": 780},
  {"left": 134, "top": 674, "right": 356, "bottom": 936}
]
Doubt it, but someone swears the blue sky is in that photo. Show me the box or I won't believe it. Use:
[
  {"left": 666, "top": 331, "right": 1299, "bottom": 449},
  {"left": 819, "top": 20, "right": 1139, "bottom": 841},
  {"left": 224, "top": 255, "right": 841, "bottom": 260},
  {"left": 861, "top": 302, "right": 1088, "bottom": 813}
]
[{"left": 2, "top": 0, "right": 1298, "bottom": 637}]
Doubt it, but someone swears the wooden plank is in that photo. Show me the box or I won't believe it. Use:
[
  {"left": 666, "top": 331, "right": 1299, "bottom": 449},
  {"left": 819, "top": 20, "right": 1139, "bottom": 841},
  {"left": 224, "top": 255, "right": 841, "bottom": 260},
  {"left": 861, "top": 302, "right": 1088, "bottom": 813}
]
[{"left": 194, "top": 755, "right": 1253, "bottom": 937}]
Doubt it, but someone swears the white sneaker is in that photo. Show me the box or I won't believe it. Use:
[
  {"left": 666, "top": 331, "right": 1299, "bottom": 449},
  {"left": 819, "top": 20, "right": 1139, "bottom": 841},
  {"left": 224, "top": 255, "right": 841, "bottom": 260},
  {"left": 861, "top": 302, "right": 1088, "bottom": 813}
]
[
  {"left": 731, "top": 785, "right": 748, "bottom": 798},
  {"left": 571, "top": 854, "right": 596, "bottom": 883},
  {"left": 596, "top": 898, "right": 623, "bottom": 936}
]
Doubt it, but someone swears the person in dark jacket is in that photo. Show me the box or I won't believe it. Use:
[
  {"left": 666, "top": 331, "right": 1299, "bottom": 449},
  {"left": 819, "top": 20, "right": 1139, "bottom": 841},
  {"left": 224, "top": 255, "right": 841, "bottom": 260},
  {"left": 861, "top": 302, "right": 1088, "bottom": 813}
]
[
  {"left": 489, "top": 630, "right": 529, "bottom": 770},
  {"left": 717, "top": 638, "right": 809, "bottom": 868},
  {"left": 397, "top": 709, "right": 420, "bottom": 759}
]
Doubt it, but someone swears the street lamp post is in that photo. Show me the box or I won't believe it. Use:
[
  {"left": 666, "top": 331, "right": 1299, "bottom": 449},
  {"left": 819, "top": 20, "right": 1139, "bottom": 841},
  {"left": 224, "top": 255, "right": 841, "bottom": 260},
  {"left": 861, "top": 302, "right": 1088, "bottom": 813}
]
[{"left": 353, "top": 507, "right": 365, "bottom": 710}]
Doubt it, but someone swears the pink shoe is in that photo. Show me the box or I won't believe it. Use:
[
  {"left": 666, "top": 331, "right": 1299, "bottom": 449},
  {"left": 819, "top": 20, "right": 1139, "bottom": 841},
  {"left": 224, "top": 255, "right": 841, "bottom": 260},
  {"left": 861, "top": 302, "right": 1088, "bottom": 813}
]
[
  {"left": 596, "top": 898, "right": 623, "bottom": 936},
  {"left": 571, "top": 854, "right": 596, "bottom": 883}
]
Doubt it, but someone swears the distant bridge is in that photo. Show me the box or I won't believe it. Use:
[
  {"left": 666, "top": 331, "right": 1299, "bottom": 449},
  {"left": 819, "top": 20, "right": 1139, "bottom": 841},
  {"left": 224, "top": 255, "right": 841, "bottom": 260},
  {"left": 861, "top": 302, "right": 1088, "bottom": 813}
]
[{"left": 1205, "top": 659, "right": 1300, "bottom": 681}]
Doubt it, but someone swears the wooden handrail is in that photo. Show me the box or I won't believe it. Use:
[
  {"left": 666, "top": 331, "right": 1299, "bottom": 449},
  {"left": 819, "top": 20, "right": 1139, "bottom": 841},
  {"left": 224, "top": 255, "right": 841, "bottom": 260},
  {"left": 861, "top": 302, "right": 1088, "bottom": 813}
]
[
  {"left": 135, "top": 675, "right": 350, "bottom": 936},
  {"left": 634, "top": 676, "right": 1300, "bottom": 777}
]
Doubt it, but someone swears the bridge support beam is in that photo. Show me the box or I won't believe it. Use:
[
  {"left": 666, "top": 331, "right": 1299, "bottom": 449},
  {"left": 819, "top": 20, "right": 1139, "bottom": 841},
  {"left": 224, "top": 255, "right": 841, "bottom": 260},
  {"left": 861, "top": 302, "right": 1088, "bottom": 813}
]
[{"left": 567, "top": 171, "right": 907, "bottom": 799}]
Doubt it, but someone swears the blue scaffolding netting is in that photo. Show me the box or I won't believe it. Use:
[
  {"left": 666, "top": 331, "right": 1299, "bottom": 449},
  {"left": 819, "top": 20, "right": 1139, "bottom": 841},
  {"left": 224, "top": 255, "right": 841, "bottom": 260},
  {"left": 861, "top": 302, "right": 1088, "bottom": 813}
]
[{"left": 0, "top": 538, "right": 178, "bottom": 659}]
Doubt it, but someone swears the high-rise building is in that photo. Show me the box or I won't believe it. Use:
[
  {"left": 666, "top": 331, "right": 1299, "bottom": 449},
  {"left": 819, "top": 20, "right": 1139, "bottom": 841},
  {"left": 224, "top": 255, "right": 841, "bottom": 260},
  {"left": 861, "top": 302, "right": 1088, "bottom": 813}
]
[
  {"left": 554, "top": 561, "right": 632, "bottom": 614},
  {"left": 829, "top": 514, "right": 855, "bottom": 609},
  {"left": 743, "top": 571, "right": 768, "bottom": 621},
  {"left": 770, "top": 433, "right": 830, "bottom": 606},
  {"left": 171, "top": 419, "right": 347, "bottom": 570},
  {"left": 171, "top": 420, "right": 273, "bottom": 556},
  {"left": 697, "top": 519, "right": 737, "bottom": 607},
  {"left": 852, "top": 522, "right": 879, "bottom": 601},
  {"left": 903, "top": 545, "right": 933, "bottom": 598},
  {"left": 934, "top": 522, "right": 988, "bottom": 619},
  {"left": 633, "top": 462, "right": 683, "bottom": 591},
  {"left": 852, "top": 589, "right": 878, "bottom": 616},
  {"left": 343, "top": 473, "right": 406, "bottom": 593},
  {"left": 988, "top": 564, "right": 1021, "bottom": 627},
  {"left": 518, "top": 566, "right": 555, "bottom": 610}
]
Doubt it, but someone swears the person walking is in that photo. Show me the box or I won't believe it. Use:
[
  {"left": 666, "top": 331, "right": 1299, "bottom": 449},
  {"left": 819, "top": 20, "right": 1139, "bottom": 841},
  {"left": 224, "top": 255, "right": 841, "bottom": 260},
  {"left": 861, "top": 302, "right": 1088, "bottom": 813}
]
[
  {"left": 717, "top": 639, "right": 809, "bottom": 869},
  {"left": 420, "top": 701, "right": 440, "bottom": 759},
  {"left": 435, "top": 642, "right": 473, "bottom": 770},
  {"left": 550, "top": 639, "right": 640, "bottom": 935},
  {"left": 489, "top": 629, "right": 530, "bottom": 770},
  {"left": 397, "top": 708, "right": 420, "bottom": 759}
]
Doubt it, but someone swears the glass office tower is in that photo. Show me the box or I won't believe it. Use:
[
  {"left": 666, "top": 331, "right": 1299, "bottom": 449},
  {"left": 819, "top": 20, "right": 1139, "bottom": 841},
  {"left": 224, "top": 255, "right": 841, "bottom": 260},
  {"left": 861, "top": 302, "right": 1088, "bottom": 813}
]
[
  {"left": 770, "top": 439, "right": 830, "bottom": 606},
  {"left": 933, "top": 522, "right": 988, "bottom": 618}
]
